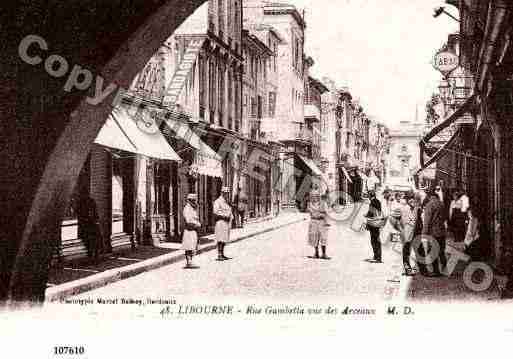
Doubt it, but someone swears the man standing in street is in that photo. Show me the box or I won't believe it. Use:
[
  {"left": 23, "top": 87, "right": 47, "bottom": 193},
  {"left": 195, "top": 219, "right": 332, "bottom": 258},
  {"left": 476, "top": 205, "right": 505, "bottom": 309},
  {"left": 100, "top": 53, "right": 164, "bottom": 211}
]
[
  {"left": 365, "top": 190, "right": 383, "bottom": 263},
  {"left": 422, "top": 187, "right": 448, "bottom": 277},
  {"left": 182, "top": 193, "right": 201, "bottom": 269},
  {"left": 214, "top": 186, "right": 233, "bottom": 261}
]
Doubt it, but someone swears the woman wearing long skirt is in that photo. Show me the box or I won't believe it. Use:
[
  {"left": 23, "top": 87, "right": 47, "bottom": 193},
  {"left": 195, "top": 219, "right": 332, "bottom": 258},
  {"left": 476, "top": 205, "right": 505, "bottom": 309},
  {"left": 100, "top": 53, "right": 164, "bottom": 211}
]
[
  {"left": 400, "top": 193, "right": 421, "bottom": 276},
  {"left": 182, "top": 193, "right": 201, "bottom": 268},
  {"left": 307, "top": 192, "right": 330, "bottom": 259}
]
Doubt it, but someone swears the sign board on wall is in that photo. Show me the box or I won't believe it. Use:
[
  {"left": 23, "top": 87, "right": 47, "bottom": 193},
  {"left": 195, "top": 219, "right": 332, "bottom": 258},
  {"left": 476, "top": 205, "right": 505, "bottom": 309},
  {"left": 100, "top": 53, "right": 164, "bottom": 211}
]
[
  {"left": 163, "top": 38, "right": 205, "bottom": 106},
  {"left": 432, "top": 50, "right": 459, "bottom": 77}
]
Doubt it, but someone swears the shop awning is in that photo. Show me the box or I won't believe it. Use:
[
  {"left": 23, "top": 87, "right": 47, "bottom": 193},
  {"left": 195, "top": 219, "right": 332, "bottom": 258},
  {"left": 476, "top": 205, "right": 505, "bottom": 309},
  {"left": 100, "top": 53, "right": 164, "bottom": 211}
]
[
  {"left": 419, "top": 94, "right": 476, "bottom": 169},
  {"left": 94, "top": 114, "right": 138, "bottom": 153},
  {"left": 97, "top": 107, "right": 182, "bottom": 161},
  {"left": 296, "top": 154, "right": 330, "bottom": 184},
  {"left": 163, "top": 118, "right": 223, "bottom": 178},
  {"left": 417, "top": 130, "right": 459, "bottom": 175}
]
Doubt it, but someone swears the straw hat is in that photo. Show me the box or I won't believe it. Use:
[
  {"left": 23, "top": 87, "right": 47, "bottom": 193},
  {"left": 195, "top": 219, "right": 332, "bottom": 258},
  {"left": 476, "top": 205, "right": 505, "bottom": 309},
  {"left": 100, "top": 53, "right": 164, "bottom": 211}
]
[{"left": 187, "top": 193, "right": 198, "bottom": 200}]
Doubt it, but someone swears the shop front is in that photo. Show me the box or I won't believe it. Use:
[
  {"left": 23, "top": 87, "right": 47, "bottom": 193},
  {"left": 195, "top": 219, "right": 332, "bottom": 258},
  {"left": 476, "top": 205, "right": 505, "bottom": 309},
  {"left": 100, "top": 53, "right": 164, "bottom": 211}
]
[
  {"left": 57, "top": 105, "right": 181, "bottom": 263},
  {"left": 162, "top": 118, "right": 223, "bottom": 236}
]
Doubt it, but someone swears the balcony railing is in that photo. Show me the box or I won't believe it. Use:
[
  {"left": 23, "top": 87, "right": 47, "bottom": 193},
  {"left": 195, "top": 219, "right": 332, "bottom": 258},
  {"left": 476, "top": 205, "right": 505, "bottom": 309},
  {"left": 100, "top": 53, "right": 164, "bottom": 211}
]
[{"left": 295, "top": 127, "right": 313, "bottom": 142}]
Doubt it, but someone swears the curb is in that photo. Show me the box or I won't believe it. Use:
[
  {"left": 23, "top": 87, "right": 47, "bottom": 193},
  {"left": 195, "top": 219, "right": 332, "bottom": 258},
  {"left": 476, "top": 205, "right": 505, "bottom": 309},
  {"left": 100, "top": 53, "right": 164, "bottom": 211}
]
[{"left": 46, "top": 214, "right": 307, "bottom": 301}]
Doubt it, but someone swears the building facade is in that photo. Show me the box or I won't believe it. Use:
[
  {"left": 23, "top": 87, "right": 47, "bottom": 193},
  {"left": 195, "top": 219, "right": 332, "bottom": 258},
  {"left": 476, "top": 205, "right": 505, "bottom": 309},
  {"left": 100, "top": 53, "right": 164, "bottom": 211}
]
[
  {"left": 240, "top": 28, "right": 275, "bottom": 219},
  {"left": 418, "top": 0, "right": 513, "bottom": 293},
  {"left": 244, "top": 1, "right": 310, "bottom": 209},
  {"left": 387, "top": 120, "right": 424, "bottom": 189}
]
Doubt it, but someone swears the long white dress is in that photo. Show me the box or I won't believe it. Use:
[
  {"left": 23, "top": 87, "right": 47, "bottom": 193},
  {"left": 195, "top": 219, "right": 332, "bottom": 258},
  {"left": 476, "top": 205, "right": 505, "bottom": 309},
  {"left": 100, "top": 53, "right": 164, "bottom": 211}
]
[
  {"left": 214, "top": 196, "right": 233, "bottom": 244},
  {"left": 307, "top": 201, "right": 328, "bottom": 247},
  {"left": 400, "top": 205, "right": 418, "bottom": 243}
]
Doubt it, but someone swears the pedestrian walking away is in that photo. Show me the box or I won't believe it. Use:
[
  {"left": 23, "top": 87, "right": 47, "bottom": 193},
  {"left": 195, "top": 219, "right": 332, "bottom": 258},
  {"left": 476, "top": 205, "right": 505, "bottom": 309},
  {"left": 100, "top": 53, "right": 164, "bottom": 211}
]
[
  {"left": 214, "top": 186, "right": 234, "bottom": 261},
  {"left": 237, "top": 191, "right": 247, "bottom": 228},
  {"left": 306, "top": 191, "right": 330, "bottom": 259},
  {"left": 421, "top": 187, "right": 448, "bottom": 277},
  {"left": 364, "top": 190, "right": 384, "bottom": 263},
  {"left": 182, "top": 193, "right": 201, "bottom": 269}
]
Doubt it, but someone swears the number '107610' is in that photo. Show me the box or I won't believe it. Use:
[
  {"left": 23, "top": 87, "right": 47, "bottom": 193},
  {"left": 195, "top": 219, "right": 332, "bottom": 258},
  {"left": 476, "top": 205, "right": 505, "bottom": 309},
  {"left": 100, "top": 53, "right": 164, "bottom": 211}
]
[{"left": 54, "top": 346, "right": 85, "bottom": 355}]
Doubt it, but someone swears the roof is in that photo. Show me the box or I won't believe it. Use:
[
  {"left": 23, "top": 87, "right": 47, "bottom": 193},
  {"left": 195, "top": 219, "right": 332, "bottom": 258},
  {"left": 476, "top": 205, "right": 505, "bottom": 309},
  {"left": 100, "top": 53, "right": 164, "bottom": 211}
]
[
  {"left": 251, "top": 24, "right": 286, "bottom": 44},
  {"left": 309, "top": 76, "right": 329, "bottom": 94},
  {"left": 243, "top": 29, "right": 274, "bottom": 56},
  {"left": 263, "top": 2, "right": 306, "bottom": 28}
]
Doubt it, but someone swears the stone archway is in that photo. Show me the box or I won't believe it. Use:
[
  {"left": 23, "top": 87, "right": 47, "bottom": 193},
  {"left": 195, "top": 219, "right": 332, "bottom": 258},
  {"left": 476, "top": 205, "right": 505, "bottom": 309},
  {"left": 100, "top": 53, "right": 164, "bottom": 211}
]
[{"left": 1, "top": 0, "right": 206, "bottom": 304}]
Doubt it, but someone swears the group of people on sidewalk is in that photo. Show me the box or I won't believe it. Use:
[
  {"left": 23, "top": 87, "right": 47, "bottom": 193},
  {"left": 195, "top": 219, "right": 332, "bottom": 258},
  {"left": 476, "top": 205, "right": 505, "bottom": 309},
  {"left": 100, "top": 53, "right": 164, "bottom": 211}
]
[
  {"left": 181, "top": 187, "right": 235, "bottom": 269},
  {"left": 364, "top": 183, "right": 483, "bottom": 278}
]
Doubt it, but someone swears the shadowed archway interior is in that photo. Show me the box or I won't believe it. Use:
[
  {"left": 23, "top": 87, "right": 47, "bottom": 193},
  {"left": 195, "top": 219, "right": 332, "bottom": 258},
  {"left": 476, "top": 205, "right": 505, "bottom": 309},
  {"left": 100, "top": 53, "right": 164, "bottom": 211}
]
[{"left": 1, "top": 0, "right": 207, "bottom": 304}]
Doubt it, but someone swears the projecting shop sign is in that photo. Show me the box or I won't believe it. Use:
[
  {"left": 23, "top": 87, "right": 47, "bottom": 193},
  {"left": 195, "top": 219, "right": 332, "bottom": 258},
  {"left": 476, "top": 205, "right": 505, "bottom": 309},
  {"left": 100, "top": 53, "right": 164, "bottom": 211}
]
[{"left": 432, "top": 50, "right": 459, "bottom": 77}]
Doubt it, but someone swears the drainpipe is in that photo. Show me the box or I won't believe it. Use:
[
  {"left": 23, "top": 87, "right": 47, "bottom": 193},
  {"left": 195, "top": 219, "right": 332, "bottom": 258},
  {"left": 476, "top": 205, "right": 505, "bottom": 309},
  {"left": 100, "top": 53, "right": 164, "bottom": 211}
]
[{"left": 476, "top": 0, "right": 510, "bottom": 96}]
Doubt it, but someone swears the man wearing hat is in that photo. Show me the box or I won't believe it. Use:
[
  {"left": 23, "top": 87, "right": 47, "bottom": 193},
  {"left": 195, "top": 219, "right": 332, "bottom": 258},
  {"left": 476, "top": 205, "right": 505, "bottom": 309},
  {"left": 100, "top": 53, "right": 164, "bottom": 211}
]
[
  {"left": 213, "top": 186, "right": 233, "bottom": 261},
  {"left": 421, "top": 186, "right": 447, "bottom": 277},
  {"left": 182, "top": 193, "right": 201, "bottom": 268},
  {"left": 364, "top": 190, "right": 383, "bottom": 263}
]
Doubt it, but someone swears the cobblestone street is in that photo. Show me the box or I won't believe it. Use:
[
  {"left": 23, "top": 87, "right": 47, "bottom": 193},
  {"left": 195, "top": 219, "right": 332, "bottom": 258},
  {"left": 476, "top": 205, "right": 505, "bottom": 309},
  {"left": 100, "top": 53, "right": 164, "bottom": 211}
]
[{"left": 76, "top": 213, "right": 408, "bottom": 303}]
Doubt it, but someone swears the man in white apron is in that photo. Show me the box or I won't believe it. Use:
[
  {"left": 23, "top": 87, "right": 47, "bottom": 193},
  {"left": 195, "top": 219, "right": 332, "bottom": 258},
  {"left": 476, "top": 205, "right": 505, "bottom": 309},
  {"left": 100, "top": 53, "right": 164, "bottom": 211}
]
[
  {"left": 182, "top": 193, "right": 201, "bottom": 269},
  {"left": 214, "top": 186, "right": 233, "bottom": 261}
]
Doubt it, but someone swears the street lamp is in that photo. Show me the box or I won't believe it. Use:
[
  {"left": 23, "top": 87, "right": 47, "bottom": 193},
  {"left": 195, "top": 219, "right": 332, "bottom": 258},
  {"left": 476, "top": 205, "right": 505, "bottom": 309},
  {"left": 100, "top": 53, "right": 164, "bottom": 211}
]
[{"left": 433, "top": 6, "right": 460, "bottom": 22}]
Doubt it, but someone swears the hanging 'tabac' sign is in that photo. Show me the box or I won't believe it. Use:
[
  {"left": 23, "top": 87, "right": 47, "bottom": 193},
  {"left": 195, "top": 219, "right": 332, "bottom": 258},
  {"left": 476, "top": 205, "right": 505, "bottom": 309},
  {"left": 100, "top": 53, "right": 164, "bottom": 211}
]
[{"left": 432, "top": 50, "right": 459, "bottom": 77}]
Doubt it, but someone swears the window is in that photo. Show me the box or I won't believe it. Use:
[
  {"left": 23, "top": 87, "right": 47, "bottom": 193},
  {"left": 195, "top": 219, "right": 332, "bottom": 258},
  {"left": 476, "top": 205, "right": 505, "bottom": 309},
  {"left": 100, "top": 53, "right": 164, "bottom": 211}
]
[
  {"left": 291, "top": 34, "right": 296, "bottom": 69},
  {"left": 273, "top": 43, "right": 277, "bottom": 71},
  {"left": 209, "top": 57, "right": 216, "bottom": 122},
  {"left": 263, "top": 59, "right": 267, "bottom": 82},
  {"left": 228, "top": 0, "right": 232, "bottom": 37},
  {"left": 228, "top": 68, "right": 233, "bottom": 128},
  {"left": 251, "top": 97, "right": 257, "bottom": 117},
  {"left": 243, "top": 50, "right": 248, "bottom": 74},
  {"left": 234, "top": 2, "right": 240, "bottom": 44},
  {"left": 257, "top": 95, "right": 262, "bottom": 119},
  {"left": 295, "top": 38, "right": 300, "bottom": 72},
  {"left": 252, "top": 56, "right": 257, "bottom": 80},
  {"left": 218, "top": 0, "right": 225, "bottom": 40},
  {"left": 268, "top": 91, "right": 276, "bottom": 117},
  {"left": 199, "top": 54, "right": 206, "bottom": 118},
  {"left": 234, "top": 72, "right": 240, "bottom": 132},
  {"left": 218, "top": 62, "right": 225, "bottom": 126}
]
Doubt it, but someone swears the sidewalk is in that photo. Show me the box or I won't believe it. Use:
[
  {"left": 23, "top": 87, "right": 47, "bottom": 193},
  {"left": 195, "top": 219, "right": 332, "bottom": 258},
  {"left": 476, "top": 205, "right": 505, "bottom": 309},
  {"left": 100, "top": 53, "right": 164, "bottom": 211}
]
[
  {"left": 45, "top": 211, "right": 308, "bottom": 301},
  {"left": 404, "top": 233, "right": 505, "bottom": 302}
]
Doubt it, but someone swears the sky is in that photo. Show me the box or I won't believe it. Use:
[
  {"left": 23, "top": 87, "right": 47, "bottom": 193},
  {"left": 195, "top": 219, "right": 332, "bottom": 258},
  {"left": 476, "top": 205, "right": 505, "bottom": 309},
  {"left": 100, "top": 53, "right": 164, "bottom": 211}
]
[{"left": 288, "top": 0, "right": 459, "bottom": 129}]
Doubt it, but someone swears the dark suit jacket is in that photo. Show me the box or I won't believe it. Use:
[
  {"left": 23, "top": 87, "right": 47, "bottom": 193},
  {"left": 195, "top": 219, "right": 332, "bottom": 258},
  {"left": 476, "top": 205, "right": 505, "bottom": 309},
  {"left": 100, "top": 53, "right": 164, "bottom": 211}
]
[
  {"left": 422, "top": 195, "right": 446, "bottom": 238},
  {"left": 365, "top": 197, "right": 382, "bottom": 233},
  {"left": 366, "top": 198, "right": 382, "bottom": 218}
]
